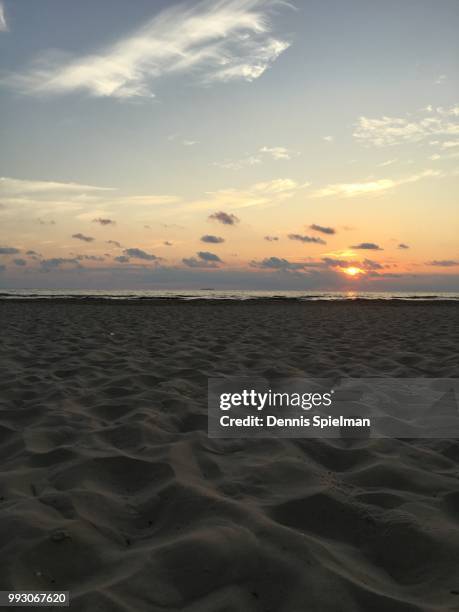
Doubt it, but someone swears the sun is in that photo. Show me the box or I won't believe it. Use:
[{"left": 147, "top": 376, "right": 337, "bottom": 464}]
[{"left": 343, "top": 266, "right": 364, "bottom": 277}]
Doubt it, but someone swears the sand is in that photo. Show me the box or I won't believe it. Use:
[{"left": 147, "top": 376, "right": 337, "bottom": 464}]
[{"left": 0, "top": 299, "right": 458, "bottom": 611}]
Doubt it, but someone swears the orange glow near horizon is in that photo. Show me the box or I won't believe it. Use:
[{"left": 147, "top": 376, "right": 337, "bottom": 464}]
[{"left": 343, "top": 266, "right": 365, "bottom": 277}]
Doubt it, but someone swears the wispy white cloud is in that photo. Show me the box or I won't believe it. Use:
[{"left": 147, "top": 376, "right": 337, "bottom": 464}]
[
  {"left": 214, "top": 145, "right": 296, "bottom": 169},
  {"left": 0, "top": 2, "right": 7, "bottom": 32},
  {"left": 313, "top": 169, "right": 442, "bottom": 198},
  {"left": 428, "top": 150, "right": 459, "bottom": 162},
  {"left": 0, "top": 177, "right": 182, "bottom": 222},
  {"left": 377, "top": 159, "right": 398, "bottom": 167},
  {"left": 168, "top": 134, "right": 199, "bottom": 146},
  {"left": 115, "top": 195, "right": 182, "bottom": 206},
  {"left": 75, "top": 195, "right": 182, "bottom": 221},
  {"left": 354, "top": 105, "right": 459, "bottom": 147},
  {"left": 0, "top": 176, "right": 115, "bottom": 195},
  {"left": 4, "top": 0, "right": 290, "bottom": 99},
  {"left": 253, "top": 178, "right": 301, "bottom": 193},
  {"left": 213, "top": 155, "right": 262, "bottom": 170},
  {"left": 1, "top": 174, "right": 306, "bottom": 222},
  {"left": 259, "top": 146, "right": 292, "bottom": 160},
  {"left": 189, "top": 177, "right": 309, "bottom": 210},
  {"left": 440, "top": 140, "right": 459, "bottom": 149}
]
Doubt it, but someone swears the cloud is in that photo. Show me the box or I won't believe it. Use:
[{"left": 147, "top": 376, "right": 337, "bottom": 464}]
[
  {"left": 426, "top": 260, "right": 459, "bottom": 267},
  {"left": 116, "top": 195, "right": 182, "bottom": 206},
  {"left": 76, "top": 255, "right": 105, "bottom": 262},
  {"left": 213, "top": 155, "right": 261, "bottom": 170},
  {"left": 5, "top": 0, "right": 290, "bottom": 99},
  {"left": 264, "top": 235, "right": 279, "bottom": 241},
  {"left": 315, "top": 179, "right": 395, "bottom": 198},
  {"left": 106, "top": 240, "right": 122, "bottom": 248},
  {"left": 124, "top": 248, "right": 159, "bottom": 261},
  {"left": 441, "top": 141, "right": 459, "bottom": 149},
  {"left": 288, "top": 233, "right": 326, "bottom": 245},
  {"left": 361, "top": 258, "right": 384, "bottom": 270},
  {"left": 162, "top": 223, "right": 185, "bottom": 229},
  {"left": 313, "top": 169, "right": 441, "bottom": 198},
  {"left": 214, "top": 147, "right": 297, "bottom": 169},
  {"left": 0, "top": 177, "right": 182, "bottom": 221},
  {"left": 37, "top": 218, "right": 56, "bottom": 225},
  {"left": 114, "top": 255, "right": 130, "bottom": 264},
  {"left": 41, "top": 257, "right": 81, "bottom": 269},
  {"left": 183, "top": 251, "right": 222, "bottom": 268},
  {"left": 13, "top": 259, "right": 26, "bottom": 267},
  {"left": 250, "top": 256, "right": 308, "bottom": 271},
  {"left": 5, "top": 174, "right": 300, "bottom": 219},
  {"left": 197, "top": 251, "right": 222, "bottom": 262},
  {"left": 0, "top": 176, "right": 114, "bottom": 195},
  {"left": 378, "top": 159, "right": 398, "bottom": 167},
  {"left": 0, "top": 246, "right": 20, "bottom": 254},
  {"left": 322, "top": 257, "right": 348, "bottom": 268},
  {"left": 209, "top": 211, "right": 240, "bottom": 225},
  {"left": 398, "top": 243, "right": 410, "bottom": 249},
  {"left": 322, "top": 136, "right": 333, "bottom": 143},
  {"left": 200, "top": 178, "right": 307, "bottom": 211},
  {"left": 429, "top": 149, "right": 459, "bottom": 162},
  {"left": 259, "top": 146, "right": 292, "bottom": 160},
  {"left": 354, "top": 105, "right": 459, "bottom": 147},
  {"left": 201, "top": 234, "right": 225, "bottom": 244},
  {"left": 321, "top": 257, "right": 387, "bottom": 272},
  {"left": 0, "top": 2, "right": 7, "bottom": 32},
  {"left": 310, "top": 224, "right": 335, "bottom": 235},
  {"left": 182, "top": 257, "right": 210, "bottom": 268},
  {"left": 72, "top": 233, "right": 94, "bottom": 243},
  {"left": 93, "top": 217, "right": 116, "bottom": 226},
  {"left": 351, "top": 242, "right": 383, "bottom": 250},
  {"left": 253, "top": 178, "right": 300, "bottom": 194}
]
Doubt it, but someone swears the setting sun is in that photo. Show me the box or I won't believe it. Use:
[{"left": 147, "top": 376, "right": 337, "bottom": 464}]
[{"left": 343, "top": 267, "right": 364, "bottom": 277}]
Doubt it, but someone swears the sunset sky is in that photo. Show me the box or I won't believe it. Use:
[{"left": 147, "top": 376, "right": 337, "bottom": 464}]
[{"left": 0, "top": 0, "right": 458, "bottom": 290}]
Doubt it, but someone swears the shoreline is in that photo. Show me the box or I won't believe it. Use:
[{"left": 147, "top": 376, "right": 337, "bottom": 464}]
[{"left": 1, "top": 296, "right": 459, "bottom": 304}]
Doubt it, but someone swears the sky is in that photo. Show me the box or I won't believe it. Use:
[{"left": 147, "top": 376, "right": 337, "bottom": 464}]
[{"left": 0, "top": 0, "right": 458, "bottom": 291}]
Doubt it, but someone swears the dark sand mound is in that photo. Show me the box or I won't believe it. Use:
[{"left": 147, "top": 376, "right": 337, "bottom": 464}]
[{"left": 0, "top": 300, "right": 458, "bottom": 611}]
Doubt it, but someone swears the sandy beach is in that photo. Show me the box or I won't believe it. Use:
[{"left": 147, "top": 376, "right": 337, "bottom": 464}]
[{"left": 0, "top": 299, "right": 458, "bottom": 611}]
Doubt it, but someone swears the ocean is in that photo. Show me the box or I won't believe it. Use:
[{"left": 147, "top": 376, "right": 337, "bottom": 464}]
[{"left": 0, "top": 289, "right": 458, "bottom": 300}]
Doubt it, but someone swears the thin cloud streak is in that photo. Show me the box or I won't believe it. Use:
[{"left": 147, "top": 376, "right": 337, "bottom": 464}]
[
  {"left": 426, "top": 260, "right": 459, "bottom": 267},
  {"left": 4, "top": 0, "right": 290, "bottom": 99},
  {"left": 0, "top": 177, "right": 115, "bottom": 195},
  {"left": 313, "top": 169, "right": 441, "bottom": 198},
  {"left": 0, "top": 2, "right": 7, "bottom": 32}
]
